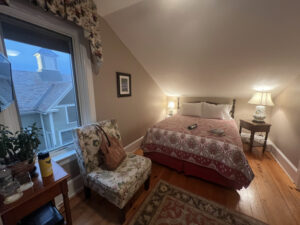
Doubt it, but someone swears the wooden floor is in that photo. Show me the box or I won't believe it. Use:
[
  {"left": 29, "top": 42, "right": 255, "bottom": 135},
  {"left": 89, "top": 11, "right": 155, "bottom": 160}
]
[{"left": 69, "top": 145, "right": 300, "bottom": 225}]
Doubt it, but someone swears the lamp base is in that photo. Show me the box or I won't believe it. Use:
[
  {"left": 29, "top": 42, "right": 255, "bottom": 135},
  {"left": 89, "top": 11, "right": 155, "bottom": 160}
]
[{"left": 252, "top": 105, "right": 266, "bottom": 123}]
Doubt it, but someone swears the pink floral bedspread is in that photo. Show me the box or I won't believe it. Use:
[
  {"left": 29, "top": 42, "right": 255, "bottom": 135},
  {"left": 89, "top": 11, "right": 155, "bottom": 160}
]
[{"left": 141, "top": 115, "right": 254, "bottom": 188}]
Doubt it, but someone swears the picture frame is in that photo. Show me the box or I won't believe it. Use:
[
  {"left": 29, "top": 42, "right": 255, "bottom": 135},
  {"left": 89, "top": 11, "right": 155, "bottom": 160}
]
[{"left": 116, "top": 72, "right": 131, "bottom": 97}]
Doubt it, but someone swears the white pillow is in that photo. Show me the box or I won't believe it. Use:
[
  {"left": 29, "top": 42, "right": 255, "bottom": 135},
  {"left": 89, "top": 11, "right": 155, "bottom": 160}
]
[
  {"left": 222, "top": 104, "right": 232, "bottom": 120},
  {"left": 201, "top": 102, "right": 232, "bottom": 120},
  {"left": 181, "top": 103, "right": 202, "bottom": 117}
]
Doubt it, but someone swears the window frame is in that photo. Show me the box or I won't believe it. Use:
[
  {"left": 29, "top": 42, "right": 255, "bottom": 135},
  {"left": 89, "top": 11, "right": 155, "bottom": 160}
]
[
  {"left": 55, "top": 104, "right": 78, "bottom": 124},
  {"left": 1, "top": 18, "right": 82, "bottom": 153},
  {"left": 0, "top": 0, "right": 96, "bottom": 156},
  {"left": 59, "top": 128, "right": 74, "bottom": 146},
  {"left": 66, "top": 105, "right": 78, "bottom": 124}
]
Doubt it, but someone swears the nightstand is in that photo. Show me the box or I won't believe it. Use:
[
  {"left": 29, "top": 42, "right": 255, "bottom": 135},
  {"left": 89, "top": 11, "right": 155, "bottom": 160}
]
[{"left": 239, "top": 119, "right": 271, "bottom": 153}]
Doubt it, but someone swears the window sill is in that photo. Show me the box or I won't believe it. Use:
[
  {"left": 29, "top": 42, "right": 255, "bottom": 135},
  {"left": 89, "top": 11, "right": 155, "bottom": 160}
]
[{"left": 51, "top": 149, "right": 77, "bottom": 166}]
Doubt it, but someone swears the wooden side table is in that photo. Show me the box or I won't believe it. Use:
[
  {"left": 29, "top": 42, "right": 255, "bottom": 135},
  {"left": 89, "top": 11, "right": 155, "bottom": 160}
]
[
  {"left": 239, "top": 119, "right": 271, "bottom": 153},
  {"left": 0, "top": 161, "right": 72, "bottom": 225}
]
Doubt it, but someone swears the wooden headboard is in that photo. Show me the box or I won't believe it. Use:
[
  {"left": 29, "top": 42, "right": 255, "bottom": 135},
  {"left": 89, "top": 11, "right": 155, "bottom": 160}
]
[{"left": 177, "top": 97, "right": 236, "bottom": 118}]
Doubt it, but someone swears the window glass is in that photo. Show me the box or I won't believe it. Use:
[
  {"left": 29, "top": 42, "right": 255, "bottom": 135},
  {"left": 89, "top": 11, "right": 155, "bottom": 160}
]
[
  {"left": 3, "top": 31, "right": 80, "bottom": 152},
  {"left": 60, "top": 130, "right": 73, "bottom": 145},
  {"left": 67, "top": 106, "right": 77, "bottom": 123}
]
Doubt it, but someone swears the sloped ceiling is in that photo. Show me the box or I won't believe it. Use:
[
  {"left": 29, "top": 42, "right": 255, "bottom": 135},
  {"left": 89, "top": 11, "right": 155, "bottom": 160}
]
[{"left": 97, "top": 0, "right": 300, "bottom": 98}]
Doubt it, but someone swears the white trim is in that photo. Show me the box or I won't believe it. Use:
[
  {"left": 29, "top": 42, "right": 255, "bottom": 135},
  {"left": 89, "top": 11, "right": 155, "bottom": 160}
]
[
  {"left": 124, "top": 136, "right": 144, "bottom": 153},
  {"left": 52, "top": 149, "right": 77, "bottom": 166},
  {"left": 49, "top": 112, "right": 57, "bottom": 146},
  {"left": 297, "top": 161, "right": 300, "bottom": 190},
  {"left": 39, "top": 113, "right": 49, "bottom": 149},
  {"left": 268, "top": 140, "right": 298, "bottom": 183},
  {"left": 65, "top": 106, "right": 69, "bottom": 123},
  {"left": 55, "top": 104, "right": 76, "bottom": 108},
  {"left": 45, "top": 131, "right": 54, "bottom": 149}
]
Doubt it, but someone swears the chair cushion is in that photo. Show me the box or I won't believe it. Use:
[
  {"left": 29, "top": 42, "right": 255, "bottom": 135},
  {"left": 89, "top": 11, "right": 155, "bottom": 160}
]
[{"left": 87, "top": 153, "right": 151, "bottom": 209}]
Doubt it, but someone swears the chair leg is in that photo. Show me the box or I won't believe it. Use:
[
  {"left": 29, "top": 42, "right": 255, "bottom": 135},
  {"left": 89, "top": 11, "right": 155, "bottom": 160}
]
[
  {"left": 84, "top": 186, "right": 91, "bottom": 199},
  {"left": 144, "top": 176, "right": 150, "bottom": 191},
  {"left": 120, "top": 208, "right": 126, "bottom": 224}
]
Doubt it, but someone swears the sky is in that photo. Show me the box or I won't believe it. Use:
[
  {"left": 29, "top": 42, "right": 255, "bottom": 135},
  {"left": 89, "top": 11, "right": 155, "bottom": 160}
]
[{"left": 4, "top": 39, "right": 73, "bottom": 76}]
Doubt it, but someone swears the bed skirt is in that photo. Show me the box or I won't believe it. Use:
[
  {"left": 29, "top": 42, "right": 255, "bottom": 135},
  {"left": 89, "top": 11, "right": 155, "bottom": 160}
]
[{"left": 145, "top": 152, "right": 244, "bottom": 190}]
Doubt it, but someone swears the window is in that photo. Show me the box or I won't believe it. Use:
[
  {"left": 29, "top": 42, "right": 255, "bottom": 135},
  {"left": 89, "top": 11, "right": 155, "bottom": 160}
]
[
  {"left": 66, "top": 105, "right": 77, "bottom": 123},
  {"left": 60, "top": 129, "right": 74, "bottom": 145},
  {"left": 1, "top": 16, "right": 80, "bottom": 152}
]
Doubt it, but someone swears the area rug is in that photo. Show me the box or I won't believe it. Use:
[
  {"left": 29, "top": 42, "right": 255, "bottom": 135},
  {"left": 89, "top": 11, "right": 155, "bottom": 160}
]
[{"left": 129, "top": 180, "right": 267, "bottom": 225}]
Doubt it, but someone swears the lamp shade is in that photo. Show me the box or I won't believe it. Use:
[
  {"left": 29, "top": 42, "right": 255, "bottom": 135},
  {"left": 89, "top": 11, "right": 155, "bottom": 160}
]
[
  {"left": 248, "top": 92, "right": 274, "bottom": 106},
  {"left": 168, "top": 101, "right": 175, "bottom": 109}
]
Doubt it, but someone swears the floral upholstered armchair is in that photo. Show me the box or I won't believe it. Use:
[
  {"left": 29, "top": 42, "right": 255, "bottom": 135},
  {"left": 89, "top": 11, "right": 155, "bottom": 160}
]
[{"left": 73, "top": 120, "right": 151, "bottom": 222}]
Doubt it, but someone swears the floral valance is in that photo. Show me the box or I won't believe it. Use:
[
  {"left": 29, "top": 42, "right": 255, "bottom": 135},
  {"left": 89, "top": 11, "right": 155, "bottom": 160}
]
[{"left": 1, "top": 0, "right": 103, "bottom": 67}]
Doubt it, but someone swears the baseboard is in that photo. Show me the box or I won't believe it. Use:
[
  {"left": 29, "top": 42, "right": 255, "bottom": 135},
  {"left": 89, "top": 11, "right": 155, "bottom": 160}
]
[
  {"left": 124, "top": 136, "right": 144, "bottom": 153},
  {"left": 55, "top": 175, "right": 84, "bottom": 208},
  {"left": 296, "top": 161, "right": 300, "bottom": 190},
  {"left": 268, "top": 140, "right": 298, "bottom": 184}
]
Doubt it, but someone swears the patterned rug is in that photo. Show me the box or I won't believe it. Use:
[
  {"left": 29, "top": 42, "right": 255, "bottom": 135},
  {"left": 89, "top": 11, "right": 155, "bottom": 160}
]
[{"left": 129, "top": 180, "right": 267, "bottom": 225}]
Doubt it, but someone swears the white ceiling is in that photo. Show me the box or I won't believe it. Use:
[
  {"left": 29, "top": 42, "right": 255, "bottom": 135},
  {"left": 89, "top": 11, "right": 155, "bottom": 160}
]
[{"left": 97, "top": 0, "right": 300, "bottom": 98}]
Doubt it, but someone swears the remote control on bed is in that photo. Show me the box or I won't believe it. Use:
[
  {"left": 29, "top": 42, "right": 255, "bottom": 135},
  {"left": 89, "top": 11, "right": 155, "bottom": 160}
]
[{"left": 187, "top": 124, "right": 198, "bottom": 130}]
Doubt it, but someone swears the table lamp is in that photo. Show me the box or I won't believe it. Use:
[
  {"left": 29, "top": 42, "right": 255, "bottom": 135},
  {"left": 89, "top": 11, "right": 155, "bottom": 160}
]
[
  {"left": 248, "top": 92, "right": 274, "bottom": 123},
  {"left": 168, "top": 101, "right": 175, "bottom": 116}
]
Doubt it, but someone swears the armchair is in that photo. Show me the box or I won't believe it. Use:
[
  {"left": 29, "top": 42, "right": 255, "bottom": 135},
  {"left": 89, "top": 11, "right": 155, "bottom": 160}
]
[{"left": 73, "top": 120, "right": 151, "bottom": 222}]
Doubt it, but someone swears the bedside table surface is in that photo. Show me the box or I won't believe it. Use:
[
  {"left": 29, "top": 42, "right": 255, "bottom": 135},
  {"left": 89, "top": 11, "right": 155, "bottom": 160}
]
[{"left": 240, "top": 119, "right": 271, "bottom": 127}]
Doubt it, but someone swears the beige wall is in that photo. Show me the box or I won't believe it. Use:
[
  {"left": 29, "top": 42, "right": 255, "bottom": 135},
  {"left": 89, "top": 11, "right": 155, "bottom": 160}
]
[
  {"left": 93, "top": 18, "right": 166, "bottom": 146},
  {"left": 102, "top": 0, "right": 300, "bottom": 99},
  {"left": 269, "top": 75, "right": 300, "bottom": 167}
]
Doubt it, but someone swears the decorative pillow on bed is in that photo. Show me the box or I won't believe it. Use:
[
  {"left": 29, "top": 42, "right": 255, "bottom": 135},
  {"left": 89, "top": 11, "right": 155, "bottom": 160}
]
[
  {"left": 181, "top": 103, "right": 202, "bottom": 117},
  {"left": 201, "top": 102, "right": 232, "bottom": 120}
]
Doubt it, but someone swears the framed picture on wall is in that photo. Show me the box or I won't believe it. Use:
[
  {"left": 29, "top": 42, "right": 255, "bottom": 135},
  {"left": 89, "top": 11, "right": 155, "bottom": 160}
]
[{"left": 116, "top": 72, "right": 131, "bottom": 97}]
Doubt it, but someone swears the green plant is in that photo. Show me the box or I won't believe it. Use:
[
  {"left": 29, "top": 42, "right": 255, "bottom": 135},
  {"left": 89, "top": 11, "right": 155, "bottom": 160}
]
[
  {"left": 0, "top": 123, "right": 41, "bottom": 165},
  {"left": 0, "top": 124, "right": 15, "bottom": 164}
]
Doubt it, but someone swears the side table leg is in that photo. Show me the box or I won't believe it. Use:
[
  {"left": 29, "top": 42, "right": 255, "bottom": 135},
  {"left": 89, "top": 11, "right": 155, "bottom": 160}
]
[
  {"left": 249, "top": 131, "right": 255, "bottom": 152},
  {"left": 61, "top": 181, "right": 72, "bottom": 225},
  {"left": 263, "top": 132, "right": 269, "bottom": 153},
  {"left": 51, "top": 199, "right": 56, "bottom": 206}
]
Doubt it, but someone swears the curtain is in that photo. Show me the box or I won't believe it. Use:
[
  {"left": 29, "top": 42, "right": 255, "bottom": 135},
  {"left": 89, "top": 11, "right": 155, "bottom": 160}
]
[{"left": 1, "top": 0, "right": 103, "bottom": 68}]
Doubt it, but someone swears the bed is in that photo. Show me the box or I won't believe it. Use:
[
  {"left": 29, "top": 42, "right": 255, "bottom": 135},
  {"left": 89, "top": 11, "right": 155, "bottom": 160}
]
[{"left": 141, "top": 98, "right": 254, "bottom": 189}]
